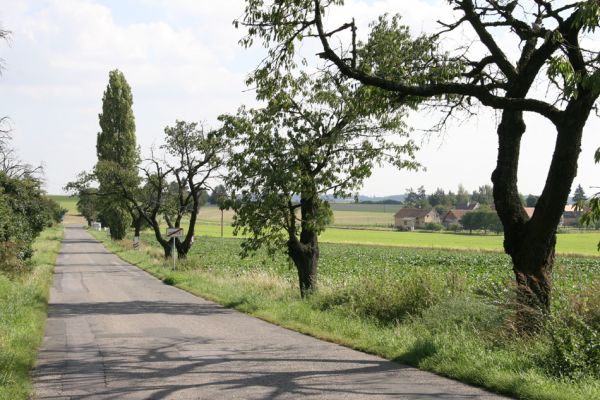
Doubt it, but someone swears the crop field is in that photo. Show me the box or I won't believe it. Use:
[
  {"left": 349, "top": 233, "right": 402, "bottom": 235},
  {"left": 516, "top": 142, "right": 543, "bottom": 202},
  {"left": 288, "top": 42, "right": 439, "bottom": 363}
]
[{"left": 95, "top": 230, "right": 600, "bottom": 400}]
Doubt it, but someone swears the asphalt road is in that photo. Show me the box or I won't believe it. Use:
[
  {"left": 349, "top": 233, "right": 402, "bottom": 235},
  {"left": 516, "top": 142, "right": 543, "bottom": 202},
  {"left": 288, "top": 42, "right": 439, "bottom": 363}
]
[{"left": 33, "top": 225, "right": 510, "bottom": 399}]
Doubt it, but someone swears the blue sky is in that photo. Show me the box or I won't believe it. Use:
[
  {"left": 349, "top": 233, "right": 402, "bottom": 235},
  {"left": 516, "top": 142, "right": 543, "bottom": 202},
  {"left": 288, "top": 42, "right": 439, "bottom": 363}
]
[{"left": 0, "top": 0, "right": 598, "bottom": 197}]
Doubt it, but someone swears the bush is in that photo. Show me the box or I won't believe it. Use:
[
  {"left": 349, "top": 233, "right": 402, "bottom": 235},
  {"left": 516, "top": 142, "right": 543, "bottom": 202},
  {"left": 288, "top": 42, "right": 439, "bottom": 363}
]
[
  {"left": 0, "top": 172, "right": 63, "bottom": 273},
  {"left": 448, "top": 223, "right": 461, "bottom": 232},
  {"left": 546, "top": 315, "right": 600, "bottom": 379},
  {"left": 312, "top": 271, "right": 446, "bottom": 324},
  {"left": 424, "top": 222, "right": 444, "bottom": 231},
  {"left": 102, "top": 206, "right": 132, "bottom": 240},
  {"left": 418, "top": 296, "right": 505, "bottom": 336}
]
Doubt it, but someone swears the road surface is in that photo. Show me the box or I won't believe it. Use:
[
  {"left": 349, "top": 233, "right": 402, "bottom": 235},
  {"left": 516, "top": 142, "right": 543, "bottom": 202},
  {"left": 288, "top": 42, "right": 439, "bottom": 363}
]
[{"left": 33, "top": 225, "right": 510, "bottom": 399}]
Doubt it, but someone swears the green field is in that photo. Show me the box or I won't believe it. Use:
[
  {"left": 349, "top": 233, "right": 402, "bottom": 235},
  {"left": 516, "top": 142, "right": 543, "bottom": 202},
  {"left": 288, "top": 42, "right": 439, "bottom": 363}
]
[
  {"left": 190, "top": 222, "right": 599, "bottom": 256},
  {"left": 93, "top": 230, "right": 600, "bottom": 400},
  {"left": 197, "top": 205, "right": 396, "bottom": 228},
  {"left": 330, "top": 203, "right": 399, "bottom": 213},
  {"left": 48, "top": 195, "right": 78, "bottom": 214},
  {"left": 53, "top": 199, "right": 598, "bottom": 256}
]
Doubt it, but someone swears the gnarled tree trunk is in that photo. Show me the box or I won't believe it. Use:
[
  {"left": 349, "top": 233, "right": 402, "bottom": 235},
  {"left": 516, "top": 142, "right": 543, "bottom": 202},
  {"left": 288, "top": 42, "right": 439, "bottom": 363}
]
[
  {"left": 493, "top": 101, "right": 591, "bottom": 325},
  {"left": 288, "top": 231, "right": 319, "bottom": 298},
  {"left": 287, "top": 191, "right": 320, "bottom": 298}
]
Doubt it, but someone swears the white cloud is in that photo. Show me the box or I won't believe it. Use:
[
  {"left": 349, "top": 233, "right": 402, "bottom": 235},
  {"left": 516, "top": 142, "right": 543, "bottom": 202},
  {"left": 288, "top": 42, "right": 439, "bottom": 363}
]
[{"left": 0, "top": 0, "right": 597, "bottom": 196}]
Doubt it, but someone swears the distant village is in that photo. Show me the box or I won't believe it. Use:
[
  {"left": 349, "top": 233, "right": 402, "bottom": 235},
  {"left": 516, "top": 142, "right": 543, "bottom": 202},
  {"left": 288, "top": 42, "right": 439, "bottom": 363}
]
[
  {"left": 361, "top": 184, "right": 590, "bottom": 232},
  {"left": 393, "top": 201, "right": 585, "bottom": 231}
]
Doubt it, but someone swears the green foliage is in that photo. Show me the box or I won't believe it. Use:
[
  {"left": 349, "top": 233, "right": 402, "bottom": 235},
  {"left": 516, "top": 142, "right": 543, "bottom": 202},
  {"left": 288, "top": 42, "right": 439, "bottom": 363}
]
[
  {"left": 527, "top": 194, "right": 539, "bottom": 207},
  {"left": 448, "top": 222, "right": 461, "bottom": 232},
  {"left": 159, "top": 120, "right": 225, "bottom": 233},
  {"left": 573, "top": 184, "right": 587, "bottom": 203},
  {"left": 316, "top": 271, "right": 447, "bottom": 324},
  {"left": 95, "top": 69, "right": 140, "bottom": 240},
  {"left": 424, "top": 222, "right": 444, "bottom": 231},
  {"left": 96, "top": 70, "right": 138, "bottom": 169},
  {"left": 100, "top": 204, "right": 131, "bottom": 240},
  {"left": 461, "top": 210, "right": 503, "bottom": 233},
  {"left": 222, "top": 72, "right": 417, "bottom": 257},
  {"left": 0, "top": 173, "right": 63, "bottom": 274},
  {"left": 546, "top": 314, "right": 600, "bottom": 379},
  {"left": 208, "top": 184, "right": 227, "bottom": 206},
  {"left": 404, "top": 186, "right": 429, "bottom": 208},
  {"left": 471, "top": 185, "right": 494, "bottom": 205},
  {"left": 76, "top": 188, "right": 99, "bottom": 225},
  {"left": 357, "top": 14, "right": 463, "bottom": 93}
]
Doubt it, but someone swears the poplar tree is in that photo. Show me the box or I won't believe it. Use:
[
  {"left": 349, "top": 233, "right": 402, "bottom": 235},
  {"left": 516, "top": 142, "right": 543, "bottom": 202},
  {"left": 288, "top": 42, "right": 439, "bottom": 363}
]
[{"left": 95, "top": 69, "right": 139, "bottom": 240}]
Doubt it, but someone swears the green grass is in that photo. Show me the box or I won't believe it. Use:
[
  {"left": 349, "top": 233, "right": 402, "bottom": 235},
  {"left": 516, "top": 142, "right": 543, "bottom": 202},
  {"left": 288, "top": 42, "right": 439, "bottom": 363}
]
[
  {"left": 330, "top": 203, "right": 399, "bottom": 213},
  {"left": 48, "top": 195, "right": 78, "bottom": 215},
  {"left": 197, "top": 205, "right": 396, "bottom": 228},
  {"left": 0, "top": 225, "right": 64, "bottom": 400},
  {"left": 92, "top": 229, "right": 600, "bottom": 400},
  {"left": 188, "top": 221, "right": 600, "bottom": 256}
]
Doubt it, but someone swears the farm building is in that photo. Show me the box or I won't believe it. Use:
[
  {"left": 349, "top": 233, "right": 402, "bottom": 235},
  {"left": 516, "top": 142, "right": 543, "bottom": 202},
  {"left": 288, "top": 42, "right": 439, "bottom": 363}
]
[
  {"left": 562, "top": 204, "right": 585, "bottom": 226},
  {"left": 394, "top": 208, "right": 441, "bottom": 230},
  {"left": 442, "top": 209, "right": 470, "bottom": 226},
  {"left": 455, "top": 201, "right": 480, "bottom": 210}
]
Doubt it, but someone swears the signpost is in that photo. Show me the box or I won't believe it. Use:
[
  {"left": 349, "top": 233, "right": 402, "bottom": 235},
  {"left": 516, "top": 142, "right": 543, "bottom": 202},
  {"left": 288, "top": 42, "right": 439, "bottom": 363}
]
[
  {"left": 133, "top": 236, "right": 140, "bottom": 250},
  {"left": 166, "top": 228, "right": 184, "bottom": 270}
]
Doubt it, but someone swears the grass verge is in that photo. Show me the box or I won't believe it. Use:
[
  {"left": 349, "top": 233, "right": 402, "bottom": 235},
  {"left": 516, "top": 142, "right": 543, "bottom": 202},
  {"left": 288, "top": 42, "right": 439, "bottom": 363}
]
[
  {"left": 90, "top": 229, "right": 600, "bottom": 400},
  {"left": 0, "top": 225, "right": 63, "bottom": 400}
]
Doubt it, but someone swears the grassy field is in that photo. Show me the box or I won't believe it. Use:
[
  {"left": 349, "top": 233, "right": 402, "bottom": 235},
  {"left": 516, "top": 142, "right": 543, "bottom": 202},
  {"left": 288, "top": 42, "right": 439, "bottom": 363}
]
[
  {"left": 51, "top": 198, "right": 599, "bottom": 256},
  {"left": 189, "top": 223, "right": 600, "bottom": 256},
  {"left": 92, "top": 230, "right": 600, "bottom": 400},
  {"left": 0, "top": 225, "right": 63, "bottom": 400},
  {"left": 191, "top": 205, "right": 599, "bottom": 255},
  {"left": 48, "top": 195, "right": 78, "bottom": 214},
  {"left": 197, "top": 205, "right": 396, "bottom": 228},
  {"left": 330, "top": 203, "right": 399, "bottom": 213}
]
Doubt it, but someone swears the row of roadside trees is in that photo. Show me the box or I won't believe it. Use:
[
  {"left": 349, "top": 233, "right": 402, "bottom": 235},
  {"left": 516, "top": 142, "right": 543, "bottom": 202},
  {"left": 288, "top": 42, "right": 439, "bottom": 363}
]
[
  {"left": 68, "top": 1, "right": 600, "bottom": 334},
  {"left": 233, "top": 0, "right": 600, "bottom": 331}
]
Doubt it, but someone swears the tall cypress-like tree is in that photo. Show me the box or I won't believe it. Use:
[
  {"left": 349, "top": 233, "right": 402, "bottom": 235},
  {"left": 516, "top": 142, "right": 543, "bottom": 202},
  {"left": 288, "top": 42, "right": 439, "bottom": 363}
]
[
  {"left": 95, "top": 69, "right": 139, "bottom": 240},
  {"left": 573, "top": 184, "right": 587, "bottom": 204}
]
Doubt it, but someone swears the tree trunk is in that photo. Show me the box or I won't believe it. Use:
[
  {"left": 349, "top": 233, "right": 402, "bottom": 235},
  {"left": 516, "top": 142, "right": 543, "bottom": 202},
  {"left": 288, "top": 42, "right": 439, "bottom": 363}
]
[
  {"left": 147, "top": 219, "right": 172, "bottom": 258},
  {"left": 287, "top": 191, "right": 320, "bottom": 298},
  {"left": 175, "top": 238, "right": 188, "bottom": 259},
  {"left": 287, "top": 232, "right": 319, "bottom": 298},
  {"left": 133, "top": 215, "right": 143, "bottom": 237},
  {"left": 493, "top": 102, "right": 589, "bottom": 326}
]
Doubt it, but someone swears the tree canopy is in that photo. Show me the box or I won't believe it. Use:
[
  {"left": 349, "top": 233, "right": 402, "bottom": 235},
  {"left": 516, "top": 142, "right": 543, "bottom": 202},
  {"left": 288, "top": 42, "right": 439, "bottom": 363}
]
[
  {"left": 237, "top": 0, "right": 600, "bottom": 323},
  {"left": 95, "top": 69, "right": 140, "bottom": 240},
  {"left": 222, "top": 72, "right": 418, "bottom": 296}
]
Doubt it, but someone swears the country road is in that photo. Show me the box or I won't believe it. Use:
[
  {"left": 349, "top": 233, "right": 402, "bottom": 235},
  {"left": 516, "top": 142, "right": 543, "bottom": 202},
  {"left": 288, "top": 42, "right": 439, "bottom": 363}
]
[{"left": 33, "top": 225, "right": 510, "bottom": 399}]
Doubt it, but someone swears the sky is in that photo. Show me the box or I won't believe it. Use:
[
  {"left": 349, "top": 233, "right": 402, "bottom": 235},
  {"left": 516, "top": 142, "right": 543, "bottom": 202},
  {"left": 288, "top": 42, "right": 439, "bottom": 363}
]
[{"left": 0, "top": 0, "right": 598, "bottom": 197}]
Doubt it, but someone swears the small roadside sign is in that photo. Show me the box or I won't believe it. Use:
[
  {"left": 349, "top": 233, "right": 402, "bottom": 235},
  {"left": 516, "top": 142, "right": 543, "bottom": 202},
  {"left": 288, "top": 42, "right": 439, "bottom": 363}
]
[
  {"left": 166, "top": 228, "right": 184, "bottom": 271},
  {"left": 166, "top": 228, "right": 184, "bottom": 238},
  {"left": 133, "top": 236, "right": 140, "bottom": 250}
]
